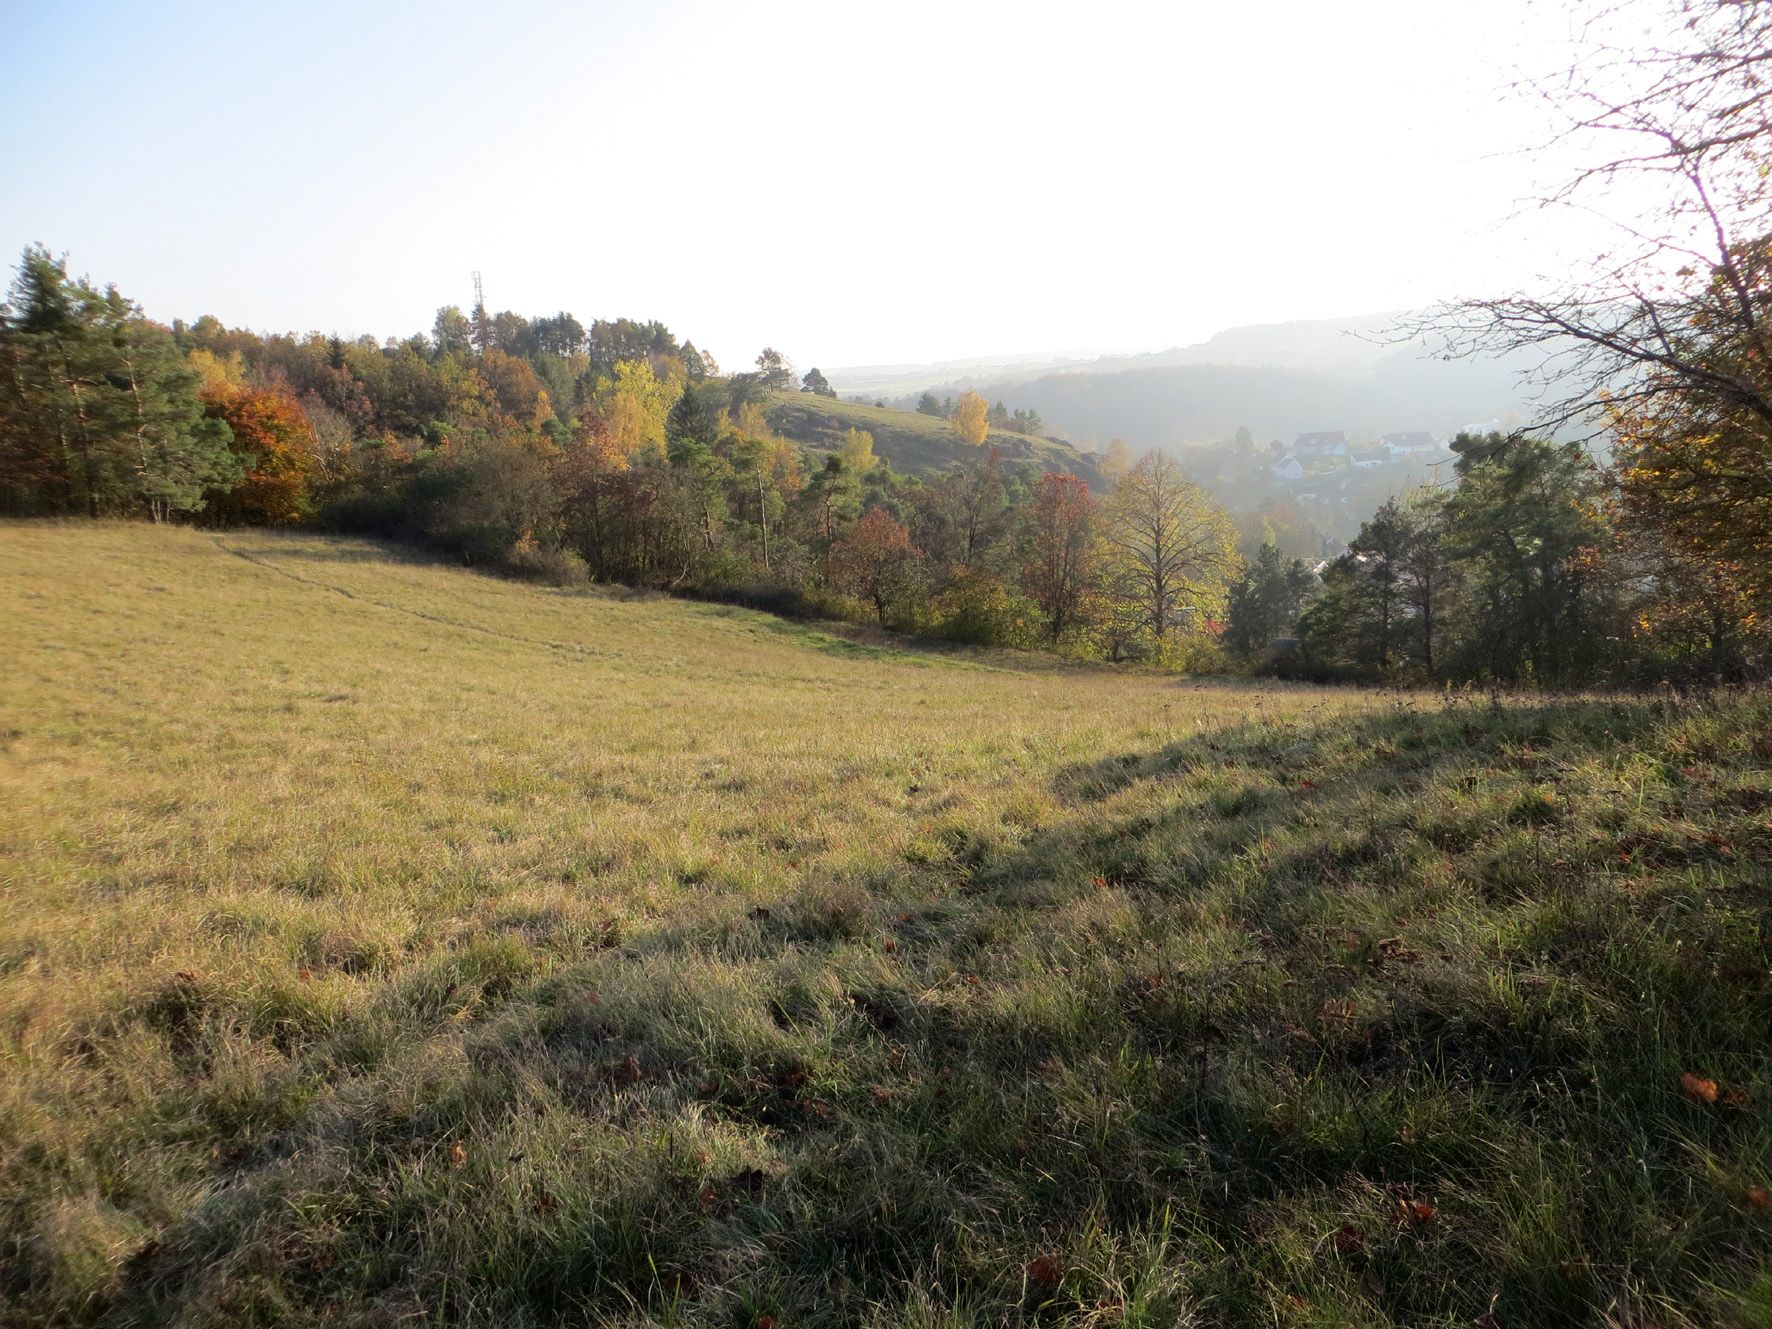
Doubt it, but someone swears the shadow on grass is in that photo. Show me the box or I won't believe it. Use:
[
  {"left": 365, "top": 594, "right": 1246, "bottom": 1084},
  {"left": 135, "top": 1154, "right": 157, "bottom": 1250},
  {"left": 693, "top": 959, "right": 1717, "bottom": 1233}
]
[{"left": 88, "top": 693, "right": 1772, "bottom": 1329}]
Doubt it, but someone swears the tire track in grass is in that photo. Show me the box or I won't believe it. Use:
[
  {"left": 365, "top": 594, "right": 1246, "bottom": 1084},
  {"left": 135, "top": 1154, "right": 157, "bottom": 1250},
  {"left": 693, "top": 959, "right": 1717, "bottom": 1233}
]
[{"left": 212, "top": 535, "right": 617, "bottom": 663}]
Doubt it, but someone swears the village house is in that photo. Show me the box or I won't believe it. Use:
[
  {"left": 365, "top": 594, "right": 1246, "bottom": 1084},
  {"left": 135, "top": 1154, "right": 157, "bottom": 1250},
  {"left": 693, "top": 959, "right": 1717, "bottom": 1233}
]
[
  {"left": 1382, "top": 431, "right": 1439, "bottom": 458},
  {"left": 1293, "top": 430, "right": 1348, "bottom": 458}
]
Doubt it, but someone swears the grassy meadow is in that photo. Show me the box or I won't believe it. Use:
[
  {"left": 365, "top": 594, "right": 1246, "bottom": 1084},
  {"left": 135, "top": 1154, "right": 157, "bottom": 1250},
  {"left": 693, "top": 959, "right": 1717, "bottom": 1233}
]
[
  {"left": 2, "top": 522, "right": 1770, "bottom": 1328},
  {"left": 761, "top": 392, "right": 1101, "bottom": 483}
]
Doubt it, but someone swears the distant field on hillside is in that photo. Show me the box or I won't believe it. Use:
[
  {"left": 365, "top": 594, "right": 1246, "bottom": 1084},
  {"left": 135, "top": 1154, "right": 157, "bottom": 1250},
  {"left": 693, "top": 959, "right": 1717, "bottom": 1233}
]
[
  {"left": 2, "top": 524, "right": 1769, "bottom": 1328},
  {"left": 763, "top": 392, "right": 1103, "bottom": 485}
]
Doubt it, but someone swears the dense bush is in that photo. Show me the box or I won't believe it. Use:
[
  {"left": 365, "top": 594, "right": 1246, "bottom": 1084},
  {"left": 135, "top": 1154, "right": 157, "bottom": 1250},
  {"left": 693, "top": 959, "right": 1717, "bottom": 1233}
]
[
  {"left": 505, "top": 533, "right": 589, "bottom": 585},
  {"left": 930, "top": 569, "right": 1039, "bottom": 647}
]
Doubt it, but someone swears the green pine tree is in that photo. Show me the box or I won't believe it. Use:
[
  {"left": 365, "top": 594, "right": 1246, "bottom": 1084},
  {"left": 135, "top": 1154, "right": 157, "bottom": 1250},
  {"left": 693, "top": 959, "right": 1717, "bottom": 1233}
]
[{"left": 0, "top": 246, "right": 236, "bottom": 518}]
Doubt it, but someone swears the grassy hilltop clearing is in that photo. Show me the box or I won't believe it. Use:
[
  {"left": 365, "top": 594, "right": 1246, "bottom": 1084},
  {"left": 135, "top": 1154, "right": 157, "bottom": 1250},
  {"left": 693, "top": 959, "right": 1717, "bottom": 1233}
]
[
  {"left": 762, "top": 392, "right": 1104, "bottom": 486},
  {"left": 2, "top": 523, "right": 1771, "bottom": 1328}
]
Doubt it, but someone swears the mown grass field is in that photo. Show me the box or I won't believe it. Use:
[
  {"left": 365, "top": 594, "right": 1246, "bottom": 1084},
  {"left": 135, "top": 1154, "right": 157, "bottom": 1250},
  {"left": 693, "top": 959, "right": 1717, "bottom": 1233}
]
[
  {"left": 2, "top": 523, "right": 1770, "bottom": 1328},
  {"left": 761, "top": 392, "right": 1102, "bottom": 484}
]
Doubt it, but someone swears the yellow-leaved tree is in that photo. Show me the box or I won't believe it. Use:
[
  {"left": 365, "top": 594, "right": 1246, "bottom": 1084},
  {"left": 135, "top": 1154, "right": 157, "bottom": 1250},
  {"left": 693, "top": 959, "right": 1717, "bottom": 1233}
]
[
  {"left": 954, "top": 391, "right": 989, "bottom": 446},
  {"left": 838, "top": 427, "right": 876, "bottom": 473},
  {"left": 186, "top": 348, "right": 246, "bottom": 393},
  {"left": 1100, "top": 437, "right": 1133, "bottom": 484},
  {"left": 1099, "top": 450, "right": 1240, "bottom": 664},
  {"left": 593, "top": 358, "right": 682, "bottom": 462}
]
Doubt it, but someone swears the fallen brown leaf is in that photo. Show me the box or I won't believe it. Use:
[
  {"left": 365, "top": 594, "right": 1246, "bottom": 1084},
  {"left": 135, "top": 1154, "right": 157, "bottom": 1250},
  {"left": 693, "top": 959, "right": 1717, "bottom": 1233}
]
[{"left": 1681, "top": 1072, "right": 1720, "bottom": 1104}]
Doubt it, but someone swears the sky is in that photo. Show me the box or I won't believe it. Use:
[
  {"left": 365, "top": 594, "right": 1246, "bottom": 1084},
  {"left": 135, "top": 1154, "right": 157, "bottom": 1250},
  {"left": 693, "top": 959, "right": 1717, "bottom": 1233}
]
[{"left": 0, "top": 0, "right": 1610, "bottom": 371}]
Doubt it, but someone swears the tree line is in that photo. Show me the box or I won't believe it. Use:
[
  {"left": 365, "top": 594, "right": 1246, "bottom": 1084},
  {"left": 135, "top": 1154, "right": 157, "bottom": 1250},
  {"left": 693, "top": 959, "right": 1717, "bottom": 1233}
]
[
  {"left": 3, "top": 232, "right": 1765, "bottom": 684},
  {"left": 0, "top": 245, "right": 1240, "bottom": 663},
  {"left": 1224, "top": 429, "right": 1769, "bottom": 685},
  {"left": 1243, "top": 0, "right": 1772, "bottom": 688},
  {"left": 916, "top": 390, "right": 1045, "bottom": 437}
]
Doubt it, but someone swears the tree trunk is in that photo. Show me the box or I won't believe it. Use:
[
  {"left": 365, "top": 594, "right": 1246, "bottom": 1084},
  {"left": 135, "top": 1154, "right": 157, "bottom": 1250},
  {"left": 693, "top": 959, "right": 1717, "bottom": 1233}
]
[{"left": 757, "top": 473, "right": 769, "bottom": 571}]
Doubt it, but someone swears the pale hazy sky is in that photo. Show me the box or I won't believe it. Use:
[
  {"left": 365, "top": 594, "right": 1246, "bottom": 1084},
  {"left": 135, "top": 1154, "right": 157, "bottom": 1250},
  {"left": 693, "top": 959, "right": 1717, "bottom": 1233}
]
[{"left": 1, "top": 0, "right": 1604, "bottom": 370}]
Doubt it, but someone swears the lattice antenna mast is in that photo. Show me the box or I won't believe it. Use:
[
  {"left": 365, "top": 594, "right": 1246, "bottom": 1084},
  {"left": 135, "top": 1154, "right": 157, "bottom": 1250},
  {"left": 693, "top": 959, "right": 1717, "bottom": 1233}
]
[{"left": 471, "top": 271, "right": 487, "bottom": 354}]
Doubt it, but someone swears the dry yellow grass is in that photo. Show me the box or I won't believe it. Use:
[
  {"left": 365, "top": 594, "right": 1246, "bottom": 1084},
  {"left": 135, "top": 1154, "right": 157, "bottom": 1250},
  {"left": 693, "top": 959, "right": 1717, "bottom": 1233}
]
[{"left": 1, "top": 523, "right": 1384, "bottom": 1015}]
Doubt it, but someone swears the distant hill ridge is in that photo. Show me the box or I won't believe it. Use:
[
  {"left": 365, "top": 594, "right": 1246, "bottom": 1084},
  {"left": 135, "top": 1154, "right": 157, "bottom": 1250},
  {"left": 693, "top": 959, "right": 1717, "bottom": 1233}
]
[{"left": 826, "top": 313, "right": 1539, "bottom": 449}]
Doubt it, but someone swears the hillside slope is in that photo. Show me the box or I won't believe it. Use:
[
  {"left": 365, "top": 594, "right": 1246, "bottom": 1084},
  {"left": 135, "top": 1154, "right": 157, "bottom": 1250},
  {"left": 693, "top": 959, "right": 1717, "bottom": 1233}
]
[
  {"left": 865, "top": 315, "right": 1545, "bottom": 448},
  {"left": 763, "top": 391, "right": 1103, "bottom": 485},
  {"left": 2, "top": 524, "right": 1770, "bottom": 1328},
  {"left": 925, "top": 352, "right": 1535, "bottom": 450}
]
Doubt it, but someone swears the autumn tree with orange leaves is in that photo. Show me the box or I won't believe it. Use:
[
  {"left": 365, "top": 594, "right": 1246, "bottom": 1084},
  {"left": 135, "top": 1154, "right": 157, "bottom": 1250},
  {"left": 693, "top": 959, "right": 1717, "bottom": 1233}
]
[
  {"left": 832, "top": 506, "right": 923, "bottom": 624},
  {"left": 200, "top": 385, "right": 320, "bottom": 526}
]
